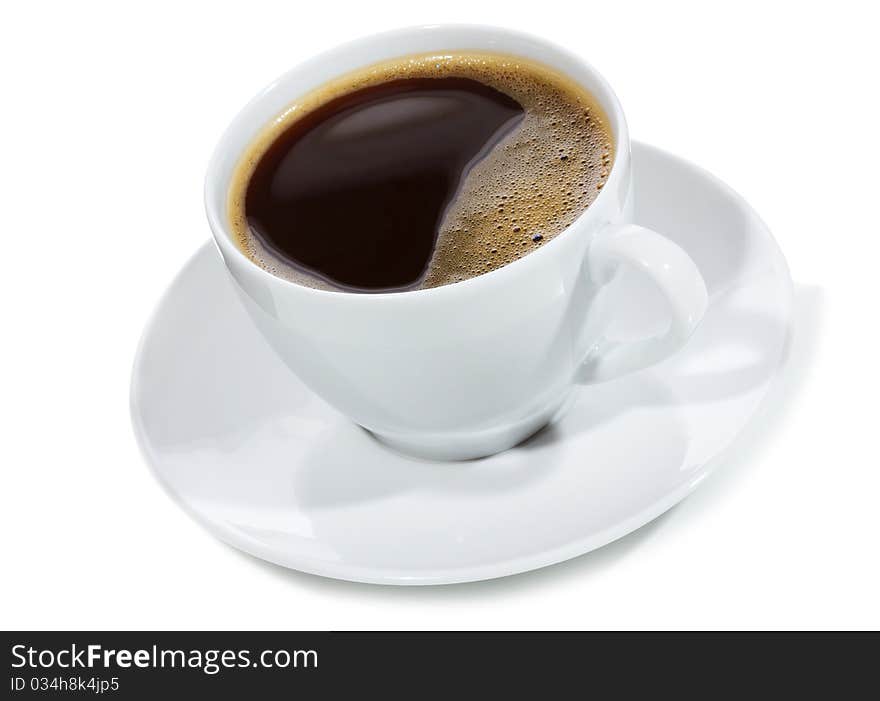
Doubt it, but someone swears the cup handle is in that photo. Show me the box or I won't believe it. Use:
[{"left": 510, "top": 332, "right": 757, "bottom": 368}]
[{"left": 580, "top": 224, "right": 709, "bottom": 383}]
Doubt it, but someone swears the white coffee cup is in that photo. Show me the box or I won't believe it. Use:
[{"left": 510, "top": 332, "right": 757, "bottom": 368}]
[{"left": 205, "top": 24, "right": 708, "bottom": 461}]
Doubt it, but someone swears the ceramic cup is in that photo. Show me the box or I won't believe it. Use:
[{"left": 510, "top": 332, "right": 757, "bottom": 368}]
[{"left": 205, "top": 24, "right": 709, "bottom": 460}]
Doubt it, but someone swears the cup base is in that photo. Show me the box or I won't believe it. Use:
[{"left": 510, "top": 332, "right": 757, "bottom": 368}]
[{"left": 367, "top": 393, "right": 574, "bottom": 461}]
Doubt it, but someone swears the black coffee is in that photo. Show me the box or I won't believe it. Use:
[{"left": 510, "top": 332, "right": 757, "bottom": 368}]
[{"left": 229, "top": 52, "right": 614, "bottom": 292}]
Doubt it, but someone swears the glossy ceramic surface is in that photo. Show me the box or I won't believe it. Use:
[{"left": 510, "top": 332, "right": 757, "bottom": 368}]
[
  {"left": 131, "top": 142, "right": 792, "bottom": 584},
  {"left": 205, "top": 25, "right": 708, "bottom": 459}
]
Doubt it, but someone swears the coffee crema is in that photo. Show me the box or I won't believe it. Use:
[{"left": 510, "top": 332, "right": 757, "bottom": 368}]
[{"left": 228, "top": 52, "right": 614, "bottom": 292}]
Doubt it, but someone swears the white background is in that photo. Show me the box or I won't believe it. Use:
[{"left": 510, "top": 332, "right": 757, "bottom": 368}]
[{"left": 2, "top": 1, "right": 878, "bottom": 630}]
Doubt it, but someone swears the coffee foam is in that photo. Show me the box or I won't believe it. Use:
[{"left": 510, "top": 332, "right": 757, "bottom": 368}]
[{"left": 228, "top": 52, "right": 615, "bottom": 291}]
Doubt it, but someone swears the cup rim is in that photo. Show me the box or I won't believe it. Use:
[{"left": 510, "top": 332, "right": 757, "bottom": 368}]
[{"left": 204, "top": 23, "right": 630, "bottom": 301}]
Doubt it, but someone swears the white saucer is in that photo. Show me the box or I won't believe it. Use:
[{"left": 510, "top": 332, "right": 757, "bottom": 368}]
[{"left": 131, "top": 142, "right": 792, "bottom": 585}]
